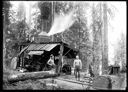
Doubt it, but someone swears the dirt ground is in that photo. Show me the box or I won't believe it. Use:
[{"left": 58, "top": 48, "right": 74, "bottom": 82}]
[
  {"left": 3, "top": 71, "right": 126, "bottom": 90},
  {"left": 111, "top": 73, "right": 126, "bottom": 90}
]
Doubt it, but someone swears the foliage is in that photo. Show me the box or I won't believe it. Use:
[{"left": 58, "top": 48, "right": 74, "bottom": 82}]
[
  {"left": 3, "top": 1, "right": 12, "bottom": 25},
  {"left": 51, "top": 2, "right": 91, "bottom": 70},
  {"left": 91, "top": 3, "right": 116, "bottom": 75},
  {"left": 114, "top": 33, "right": 126, "bottom": 71},
  {"left": 3, "top": 1, "right": 29, "bottom": 69},
  {"left": 3, "top": 1, "right": 117, "bottom": 74},
  {"left": 91, "top": 3, "right": 103, "bottom": 75},
  {"left": 3, "top": 1, "right": 12, "bottom": 70}
]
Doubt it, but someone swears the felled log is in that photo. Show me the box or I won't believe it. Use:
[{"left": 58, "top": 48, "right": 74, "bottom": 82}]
[{"left": 7, "top": 70, "right": 58, "bottom": 83}]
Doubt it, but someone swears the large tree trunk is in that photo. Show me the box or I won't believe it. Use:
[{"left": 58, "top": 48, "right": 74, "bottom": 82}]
[
  {"left": 3, "top": 9, "right": 7, "bottom": 71},
  {"left": 102, "top": 3, "right": 108, "bottom": 74},
  {"left": 7, "top": 71, "right": 58, "bottom": 83}
]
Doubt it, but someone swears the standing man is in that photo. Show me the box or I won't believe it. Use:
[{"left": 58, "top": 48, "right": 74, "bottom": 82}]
[
  {"left": 73, "top": 55, "right": 82, "bottom": 81},
  {"left": 47, "top": 54, "right": 55, "bottom": 70},
  {"left": 11, "top": 56, "right": 18, "bottom": 70},
  {"left": 89, "top": 62, "right": 95, "bottom": 77}
]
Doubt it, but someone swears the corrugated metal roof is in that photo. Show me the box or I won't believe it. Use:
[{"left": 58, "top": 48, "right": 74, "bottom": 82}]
[
  {"left": 46, "top": 44, "right": 57, "bottom": 51},
  {"left": 41, "top": 44, "right": 58, "bottom": 51},
  {"left": 27, "top": 44, "right": 37, "bottom": 50},
  {"left": 27, "top": 44, "right": 58, "bottom": 51},
  {"left": 28, "top": 51, "right": 44, "bottom": 55}
]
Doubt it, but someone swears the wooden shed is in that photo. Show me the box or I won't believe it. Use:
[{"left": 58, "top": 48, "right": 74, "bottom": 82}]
[{"left": 17, "top": 41, "right": 78, "bottom": 74}]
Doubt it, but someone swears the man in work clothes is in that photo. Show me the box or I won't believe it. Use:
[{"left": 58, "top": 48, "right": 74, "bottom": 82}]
[
  {"left": 47, "top": 54, "right": 55, "bottom": 70},
  {"left": 73, "top": 55, "right": 82, "bottom": 81},
  {"left": 89, "top": 62, "right": 95, "bottom": 77},
  {"left": 11, "top": 56, "right": 18, "bottom": 70}
]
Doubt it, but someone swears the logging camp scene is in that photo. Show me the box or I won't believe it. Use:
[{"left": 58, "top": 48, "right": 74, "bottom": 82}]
[{"left": 3, "top": 1, "right": 126, "bottom": 90}]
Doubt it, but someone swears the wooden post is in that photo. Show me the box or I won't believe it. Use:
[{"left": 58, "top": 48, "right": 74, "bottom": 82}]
[
  {"left": 57, "top": 43, "right": 63, "bottom": 74},
  {"left": 19, "top": 45, "right": 22, "bottom": 68},
  {"left": 21, "top": 46, "right": 23, "bottom": 68}
]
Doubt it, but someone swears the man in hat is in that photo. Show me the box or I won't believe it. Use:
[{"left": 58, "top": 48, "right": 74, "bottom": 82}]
[{"left": 73, "top": 55, "right": 82, "bottom": 81}]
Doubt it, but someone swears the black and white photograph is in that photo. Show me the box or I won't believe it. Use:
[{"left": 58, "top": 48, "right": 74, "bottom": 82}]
[{"left": 3, "top": 1, "right": 126, "bottom": 90}]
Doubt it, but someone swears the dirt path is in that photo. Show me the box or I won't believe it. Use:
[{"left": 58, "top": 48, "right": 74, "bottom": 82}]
[
  {"left": 54, "top": 78, "right": 87, "bottom": 90},
  {"left": 43, "top": 74, "right": 91, "bottom": 90}
]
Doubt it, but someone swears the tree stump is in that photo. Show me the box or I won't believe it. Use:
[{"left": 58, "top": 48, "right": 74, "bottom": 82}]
[{"left": 92, "top": 76, "right": 112, "bottom": 90}]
